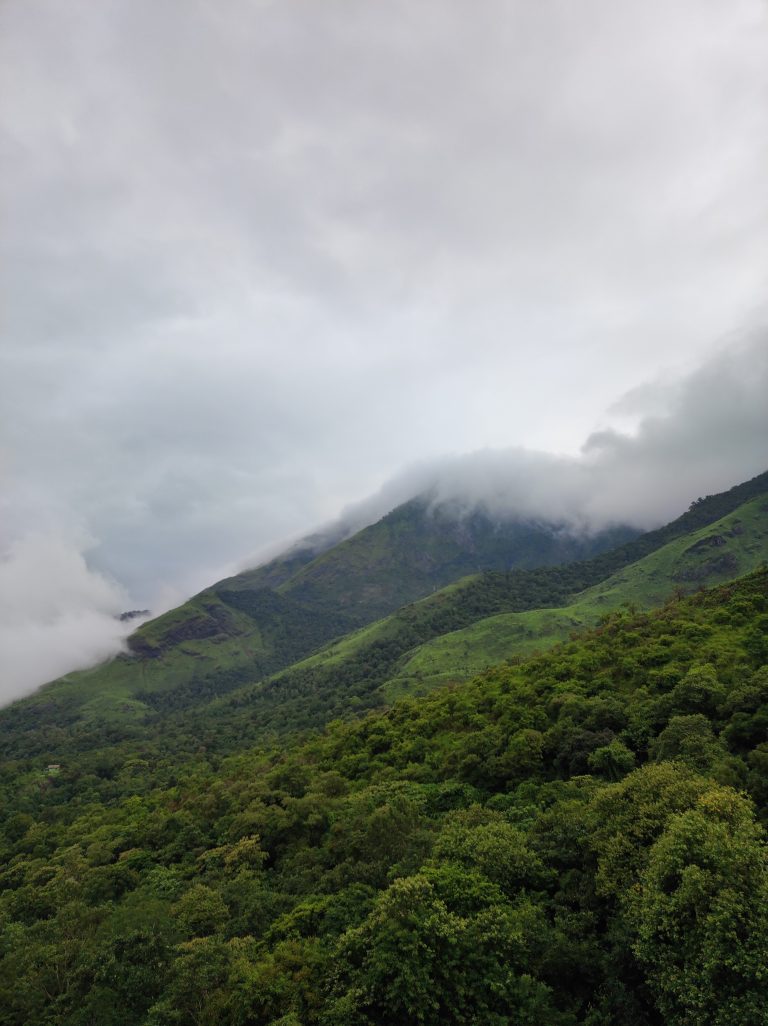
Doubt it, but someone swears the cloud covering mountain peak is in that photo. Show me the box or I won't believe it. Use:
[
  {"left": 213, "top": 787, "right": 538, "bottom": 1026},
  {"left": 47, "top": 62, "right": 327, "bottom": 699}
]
[{"left": 336, "top": 335, "right": 768, "bottom": 538}]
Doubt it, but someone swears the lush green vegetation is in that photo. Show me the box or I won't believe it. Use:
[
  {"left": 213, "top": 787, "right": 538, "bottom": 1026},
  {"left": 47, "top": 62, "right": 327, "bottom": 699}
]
[
  {"left": 3, "top": 475, "right": 767, "bottom": 775},
  {"left": 385, "top": 493, "right": 768, "bottom": 696},
  {"left": 1, "top": 471, "right": 768, "bottom": 1024},
  {"left": 1, "top": 495, "right": 646, "bottom": 745},
  {"left": 260, "top": 498, "right": 638, "bottom": 625},
  {"left": 2, "top": 567, "right": 768, "bottom": 1024},
  {"left": 204, "top": 490, "right": 768, "bottom": 730}
]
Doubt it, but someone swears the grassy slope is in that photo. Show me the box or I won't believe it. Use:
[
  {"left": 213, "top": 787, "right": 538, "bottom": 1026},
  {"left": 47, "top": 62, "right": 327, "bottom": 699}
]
[
  {"left": 19, "top": 594, "right": 261, "bottom": 726},
  {"left": 88, "top": 484, "right": 768, "bottom": 727},
  {"left": 272, "top": 499, "right": 637, "bottom": 624},
  {"left": 180, "top": 489, "right": 768, "bottom": 748},
  {"left": 5, "top": 473, "right": 767, "bottom": 742},
  {"left": 384, "top": 495, "right": 768, "bottom": 698},
  {"left": 1, "top": 508, "right": 637, "bottom": 731}
]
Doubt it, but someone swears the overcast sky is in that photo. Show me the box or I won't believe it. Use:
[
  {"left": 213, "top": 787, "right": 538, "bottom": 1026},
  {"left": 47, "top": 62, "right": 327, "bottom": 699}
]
[{"left": 1, "top": 0, "right": 767, "bottom": 700}]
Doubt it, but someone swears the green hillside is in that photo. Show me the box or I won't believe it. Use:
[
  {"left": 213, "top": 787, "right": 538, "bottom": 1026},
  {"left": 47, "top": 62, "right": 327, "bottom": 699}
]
[
  {"left": 385, "top": 493, "right": 768, "bottom": 697},
  {"left": 2, "top": 472, "right": 766, "bottom": 766},
  {"left": 261, "top": 499, "right": 637, "bottom": 623},
  {"left": 2, "top": 567, "right": 768, "bottom": 1025},
  {"left": 228, "top": 467, "right": 768, "bottom": 629},
  {"left": 11, "top": 502, "right": 632, "bottom": 728},
  {"left": 230, "top": 488, "right": 768, "bottom": 724}
]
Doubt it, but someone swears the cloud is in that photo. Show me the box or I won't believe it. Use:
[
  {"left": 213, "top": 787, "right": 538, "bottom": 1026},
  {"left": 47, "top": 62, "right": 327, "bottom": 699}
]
[
  {"left": 338, "top": 333, "right": 768, "bottom": 533},
  {"left": 0, "top": 534, "right": 133, "bottom": 706},
  {"left": 0, "top": 0, "right": 766, "bottom": 698},
  {"left": 2, "top": 333, "right": 766, "bottom": 708}
]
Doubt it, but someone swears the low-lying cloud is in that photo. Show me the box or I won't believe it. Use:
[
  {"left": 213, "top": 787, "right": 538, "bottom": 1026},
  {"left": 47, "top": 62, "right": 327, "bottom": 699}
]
[
  {"left": 339, "top": 334, "right": 768, "bottom": 535},
  {"left": 2, "top": 334, "right": 767, "bottom": 708},
  {"left": 0, "top": 534, "right": 134, "bottom": 706}
]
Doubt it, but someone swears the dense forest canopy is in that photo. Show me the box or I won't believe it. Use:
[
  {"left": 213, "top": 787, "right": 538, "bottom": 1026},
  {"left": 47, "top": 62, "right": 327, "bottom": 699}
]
[{"left": 1, "top": 566, "right": 768, "bottom": 1024}]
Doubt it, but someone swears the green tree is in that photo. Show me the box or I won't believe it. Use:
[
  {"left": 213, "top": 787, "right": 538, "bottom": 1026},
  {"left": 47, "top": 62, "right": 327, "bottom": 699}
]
[
  {"left": 631, "top": 787, "right": 768, "bottom": 1025},
  {"left": 173, "top": 885, "right": 228, "bottom": 938},
  {"left": 587, "top": 740, "right": 636, "bottom": 781},
  {"left": 326, "top": 873, "right": 569, "bottom": 1025},
  {"left": 668, "top": 663, "right": 725, "bottom": 717}
]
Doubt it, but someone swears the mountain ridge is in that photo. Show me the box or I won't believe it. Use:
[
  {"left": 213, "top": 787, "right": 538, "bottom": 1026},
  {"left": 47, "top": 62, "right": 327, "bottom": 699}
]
[{"left": 2, "top": 469, "right": 766, "bottom": 766}]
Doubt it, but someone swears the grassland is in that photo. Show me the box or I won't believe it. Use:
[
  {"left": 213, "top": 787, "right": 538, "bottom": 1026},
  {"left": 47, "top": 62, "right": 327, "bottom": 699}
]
[{"left": 382, "top": 495, "right": 768, "bottom": 699}]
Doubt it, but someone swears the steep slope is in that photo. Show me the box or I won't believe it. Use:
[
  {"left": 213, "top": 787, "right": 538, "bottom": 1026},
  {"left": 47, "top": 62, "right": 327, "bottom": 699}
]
[
  {"left": 2, "top": 569, "right": 768, "bottom": 1026},
  {"left": 0, "top": 502, "right": 637, "bottom": 731},
  {"left": 1, "top": 471, "right": 766, "bottom": 761},
  {"left": 213, "top": 489, "right": 768, "bottom": 726},
  {"left": 253, "top": 500, "right": 637, "bottom": 623},
  {"left": 385, "top": 492, "right": 768, "bottom": 696}
]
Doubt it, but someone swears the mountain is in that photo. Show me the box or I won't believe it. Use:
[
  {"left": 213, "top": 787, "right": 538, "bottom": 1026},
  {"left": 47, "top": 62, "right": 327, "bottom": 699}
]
[
  {"left": 124, "top": 500, "right": 638, "bottom": 672},
  {"left": 384, "top": 489, "right": 768, "bottom": 697},
  {"left": 2, "top": 562, "right": 768, "bottom": 1024},
  {"left": 226, "top": 498, "right": 639, "bottom": 624},
  {"left": 173, "top": 484, "right": 768, "bottom": 743},
  {"left": 1, "top": 470, "right": 767, "bottom": 767},
  {"left": 0, "top": 501, "right": 637, "bottom": 736},
  {"left": 2, "top": 471, "right": 768, "bottom": 1025},
  {"left": 131, "top": 467, "right": 768, "bottom": 685}
]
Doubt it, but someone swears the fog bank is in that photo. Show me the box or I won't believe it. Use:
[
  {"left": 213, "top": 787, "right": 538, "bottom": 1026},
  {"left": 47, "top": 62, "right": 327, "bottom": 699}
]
[
  {"left": 340, "top": 335, "right": 768, "bottom": 535},
  {"left": 0, "top": 535, "right": 134, "bottom": 706}
]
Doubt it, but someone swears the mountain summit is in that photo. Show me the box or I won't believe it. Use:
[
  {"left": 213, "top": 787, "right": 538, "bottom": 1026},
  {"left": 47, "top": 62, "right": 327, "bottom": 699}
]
[{"left": 226, "top": 497, "right": 639, "bottom": 626}]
